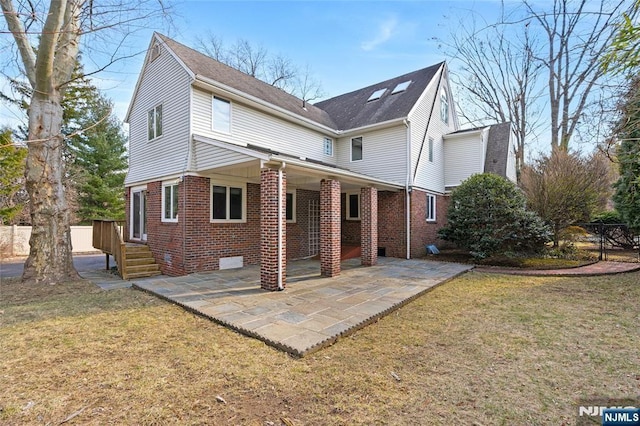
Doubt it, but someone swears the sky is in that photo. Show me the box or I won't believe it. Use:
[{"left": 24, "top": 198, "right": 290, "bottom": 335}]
[{"left": 1, "top": 0, "right": 508, "bottom": 131}]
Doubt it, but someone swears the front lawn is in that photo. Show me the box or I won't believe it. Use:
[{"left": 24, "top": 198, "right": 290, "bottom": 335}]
[{"left": 1, "top": 271, "right": 638, "bottom": 425}]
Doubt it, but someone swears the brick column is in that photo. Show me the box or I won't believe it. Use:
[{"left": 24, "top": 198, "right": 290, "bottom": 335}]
[
  {"left": 320, "top": 179, "right": 341, "bottom": 277},
  {"left": 260, "top": 168, "right": 286, "bottom": 291},
  {"left": 361, "top": 186, "right": 378, "bottom": 266}
]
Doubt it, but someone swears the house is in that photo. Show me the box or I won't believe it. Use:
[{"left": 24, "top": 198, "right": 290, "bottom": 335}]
[{"left": 122, "top": 33, "right": 516, "bottom": 290}]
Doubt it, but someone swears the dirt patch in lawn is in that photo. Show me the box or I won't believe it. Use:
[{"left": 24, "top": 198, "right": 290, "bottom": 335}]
[{"left": 1, "top": 271, "right": 639, "bottom": 425}]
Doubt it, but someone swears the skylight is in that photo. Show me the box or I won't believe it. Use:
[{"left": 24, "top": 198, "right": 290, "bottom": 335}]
[
  {"left": 392, "top": 80, "right": 411, "bottom": 94},
  {"left": 367, "top": 88, "right": 387, "bottom": 102}
]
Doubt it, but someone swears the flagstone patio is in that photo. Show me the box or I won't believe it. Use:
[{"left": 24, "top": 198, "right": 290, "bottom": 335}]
[{"left": 132, "top": 258, "right": 473, "bottom": 357}]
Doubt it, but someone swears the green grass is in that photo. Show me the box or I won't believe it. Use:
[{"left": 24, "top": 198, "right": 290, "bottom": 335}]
[{"left": 1, "top": 271, "right": 639, "bottom": 425}]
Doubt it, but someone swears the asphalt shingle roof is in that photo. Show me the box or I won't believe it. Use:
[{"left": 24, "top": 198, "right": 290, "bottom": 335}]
[
  {"left": 484, "top": 122, "right": 512, "bottom": 178},
  {"left": 158, "top": 33, "right": 443, "bottom": 132},
  {"left": 156, "top": 33, "right": 337, "bottom": 129},
  {"left": 315, "top": 63, "right": 443, "bottom": 131}
]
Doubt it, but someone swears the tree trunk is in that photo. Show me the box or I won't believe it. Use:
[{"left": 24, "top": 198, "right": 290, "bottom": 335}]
[{"left": 22, "top": 93, "right": 80, "bottom": 283}]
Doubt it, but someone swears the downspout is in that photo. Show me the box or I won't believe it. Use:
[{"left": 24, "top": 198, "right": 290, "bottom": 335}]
[
  {"left": 404, "top": 119, "right": 412, "bottom": 260},
  {"left": 277, "top": 162, "right": 286, "bottom": 291}
]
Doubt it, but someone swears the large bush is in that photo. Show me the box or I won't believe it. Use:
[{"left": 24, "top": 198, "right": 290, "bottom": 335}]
[{"left": 438, "top": 173, "right": 551, "bottom": 259}]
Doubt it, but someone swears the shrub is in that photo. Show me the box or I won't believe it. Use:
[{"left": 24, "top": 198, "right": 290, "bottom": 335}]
[{"left": 438, "top": 173, "right": 551, "bottom": 259}]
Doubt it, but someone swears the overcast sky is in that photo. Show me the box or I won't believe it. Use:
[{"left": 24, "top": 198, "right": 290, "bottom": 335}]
[{"left": 1, "top": 1, "right": 512, "bottom": 128}]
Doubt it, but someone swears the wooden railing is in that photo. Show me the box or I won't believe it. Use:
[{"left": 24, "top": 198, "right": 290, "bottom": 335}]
[{"left": 92, "top": 220, "right": 127, "bottom": 279}]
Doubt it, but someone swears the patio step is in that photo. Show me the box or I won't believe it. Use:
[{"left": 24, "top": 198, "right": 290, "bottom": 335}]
[{"left": 122, "top": 244, "right": 160, "bottom": 279}]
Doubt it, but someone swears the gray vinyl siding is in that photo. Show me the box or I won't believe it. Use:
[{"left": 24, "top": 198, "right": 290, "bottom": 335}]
[
  {"left": 335, "top": 125, "right": 407, "bottom": 184},
  {"left": 409, "top": 68, "right": 457, "bottom": 193},
  {"left": 126, "top": 43, "right": 192, "bottom": 185},
  {"left": 444, "top": 134, "right": 486, "bottom": 187},
  {"left": 191, "top": 87, "right": 336, "bottom": 165}
]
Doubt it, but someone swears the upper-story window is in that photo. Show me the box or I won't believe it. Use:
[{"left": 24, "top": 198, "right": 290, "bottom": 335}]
[
  {"left": 440, "top": 89, "right": 449, "bottom": 124},
  {"left": 351, "top": 136, "right": 363, "bottom": 162},
  {"left": 162, "top": 181, "right": 178, "bottom": 222},
  {"left": 213, "top": 96, "right": 231, "bottom": 133},
  {"left": 148, "top": 104, "right": 162, "bottom": 141},
  {"left": 323, "top": 137, "right": 333, "bottom": 156}
]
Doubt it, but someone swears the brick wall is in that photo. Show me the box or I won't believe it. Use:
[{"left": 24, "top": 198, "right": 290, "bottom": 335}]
[
  {"left": 320, "top": 179, "right": 341, "bottom": 277},
  {"left": 260, "top": 169, "right": 286, "bottom": 290},
  {"left": 341, "top": 193, "right": 361, "bottom": 245},
  {"left": 410, "top": 189, "right": 450, "bottom": 257},
  {"left": 286, "top": 189, "right": 319, "bottom": 259},
  {"left": 378, "top": 190, "right": 407, "bottom": 258},
  {"left": 146, "top": 180, "right": 185, "bottom": 276}
]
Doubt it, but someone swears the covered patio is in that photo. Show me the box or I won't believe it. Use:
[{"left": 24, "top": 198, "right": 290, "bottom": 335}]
[{"left": 132, "top": 257, "right": 473, "bottom": 357}]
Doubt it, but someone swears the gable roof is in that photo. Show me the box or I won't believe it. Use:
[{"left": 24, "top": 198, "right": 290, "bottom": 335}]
[
  {"left": 155, "top": 33, "right": 337, "bottom": 129},
  {"left": 315, "top": 63, "right": 443, "bottom": 131}
]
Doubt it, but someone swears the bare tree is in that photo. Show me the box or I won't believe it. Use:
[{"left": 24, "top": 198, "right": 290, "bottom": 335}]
[
  {"left": 445, "top": 17, "right": 543, "bottom": 176},
  {"left": 525, "top": 0, "right": 639, "bottom": 150},
  {"left": 194, "top": 32, "right": 323, "bottom": 101},
  {"left": 520, "top": 148, "right": 613, "bottom": 246},
  {"left": 0, "top": 0, "right": 168, "bottom": 284}
]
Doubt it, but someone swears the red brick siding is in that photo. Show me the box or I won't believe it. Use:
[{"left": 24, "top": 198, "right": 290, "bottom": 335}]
[
  {"left": 146, "top": 180, "right": 185, "bottom": 276},
  {"left": 360, "top": 187, "right": 378, "bottom": 266},
  {"left": 341, "top": 193, "right": 361, "bottom": 245},
  {"left": 260, "top": 169, "right": 286, "bottom": 290},
  {"left": 286, "top": 189, "right": 319, "bottom": 259},
  {"left": 378, "top": 190, "right": 407, "bottom": 258},
  {"left": 410, "top": 189, "right": 450, "bottom": 257},
  {"left": 320, "top": 179, "right": 341, "bottom": 277}
]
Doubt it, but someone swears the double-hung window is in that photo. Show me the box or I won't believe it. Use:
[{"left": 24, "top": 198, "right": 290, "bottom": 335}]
[
  {"left": 426, "top": 193, "right": 436, "bottom": 222},
  {"left": 162, "top": 181, "right": 178, "bottom": 222},
  {"left": 211, "top": 183, "right": 245, "bottom": 222},
  {"left": 351, "top": 137, "right": 363, "bottom": 161},
  {"left": 346, "top": 192, "right": 361, "bottom": 220},
  {"left": 148, "top": 104, "right": 163, "bottom": 140},
  {"left": 213, "top": 96, "right": 231, "bottom": 133}
]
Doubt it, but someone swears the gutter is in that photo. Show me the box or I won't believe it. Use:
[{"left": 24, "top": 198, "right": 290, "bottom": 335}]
[{"left": 404, "top": 119, "right": 412, "bottom": 260}]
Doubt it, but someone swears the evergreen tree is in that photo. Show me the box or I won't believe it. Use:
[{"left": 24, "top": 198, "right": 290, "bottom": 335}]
[
  {"left": 613, "top": 76, "right": 640, "bottom": 231},
  {"left": 0, "top": 128, "right": 27, "bottom": 224},
  {"left": 65, "top": 80, "right": 128, "bottom": 224}
]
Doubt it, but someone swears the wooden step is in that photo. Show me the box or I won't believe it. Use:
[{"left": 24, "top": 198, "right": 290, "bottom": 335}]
[
  {"left": 126, "top": 270, "right": 162, "bottom": 279},
  {"left": 126, "top": 264, "right": 160, "bottom": 274},
  {"left": 125, "top": 257, "right": 156, "bottom": 267}
]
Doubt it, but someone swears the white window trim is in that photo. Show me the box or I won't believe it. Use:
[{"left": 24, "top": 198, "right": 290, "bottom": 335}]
[
  {"left": 346, "top": 192, "right": 361, "bottom": 221},
  {"left": 426, "top": 193, "right": 436, "bottom": 222},
  {"left": 286, "top": 190, "right": 296, "bottom": 223},
  {"left": 161, "top": 181, "right": 179, "bottom": 223},
  {"left": 212, "top": 95, "right": 232, "bottom": 135},
  {"left": 147, "top": 103, "right": 163, "bottom": 141},
  {"left": 210, "top": 181, "right": 247, "bottom": 223},
  {"left": 350, "top": 136, "right": 363, "bottom": 162},
  {"left": 323, "top": 137, "right": 334, "bottom": 157}
]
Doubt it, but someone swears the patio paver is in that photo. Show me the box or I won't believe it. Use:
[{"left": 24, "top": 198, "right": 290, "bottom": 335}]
[{"left": 132, "top": 258, "right": 473, "bottom": 357}]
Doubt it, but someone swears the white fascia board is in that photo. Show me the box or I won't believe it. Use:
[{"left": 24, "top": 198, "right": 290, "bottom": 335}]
[
  {"left": 407, "top": 63, "right": 444, "bottom": 119},
  {"left": 271, "top": 155, "right": 404, "bottom": 190},
  {"left": 443, "top": 128, "right": 486, "bottom": 140},
  {"left": 339, "top": 117, "right": 407, "bottom": 137},
  {"left": 194, "top": 75, "right": 339, "bottom": 136},
  {"left": 192, "top": 134, "right": 271, "bottom": 161}
]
